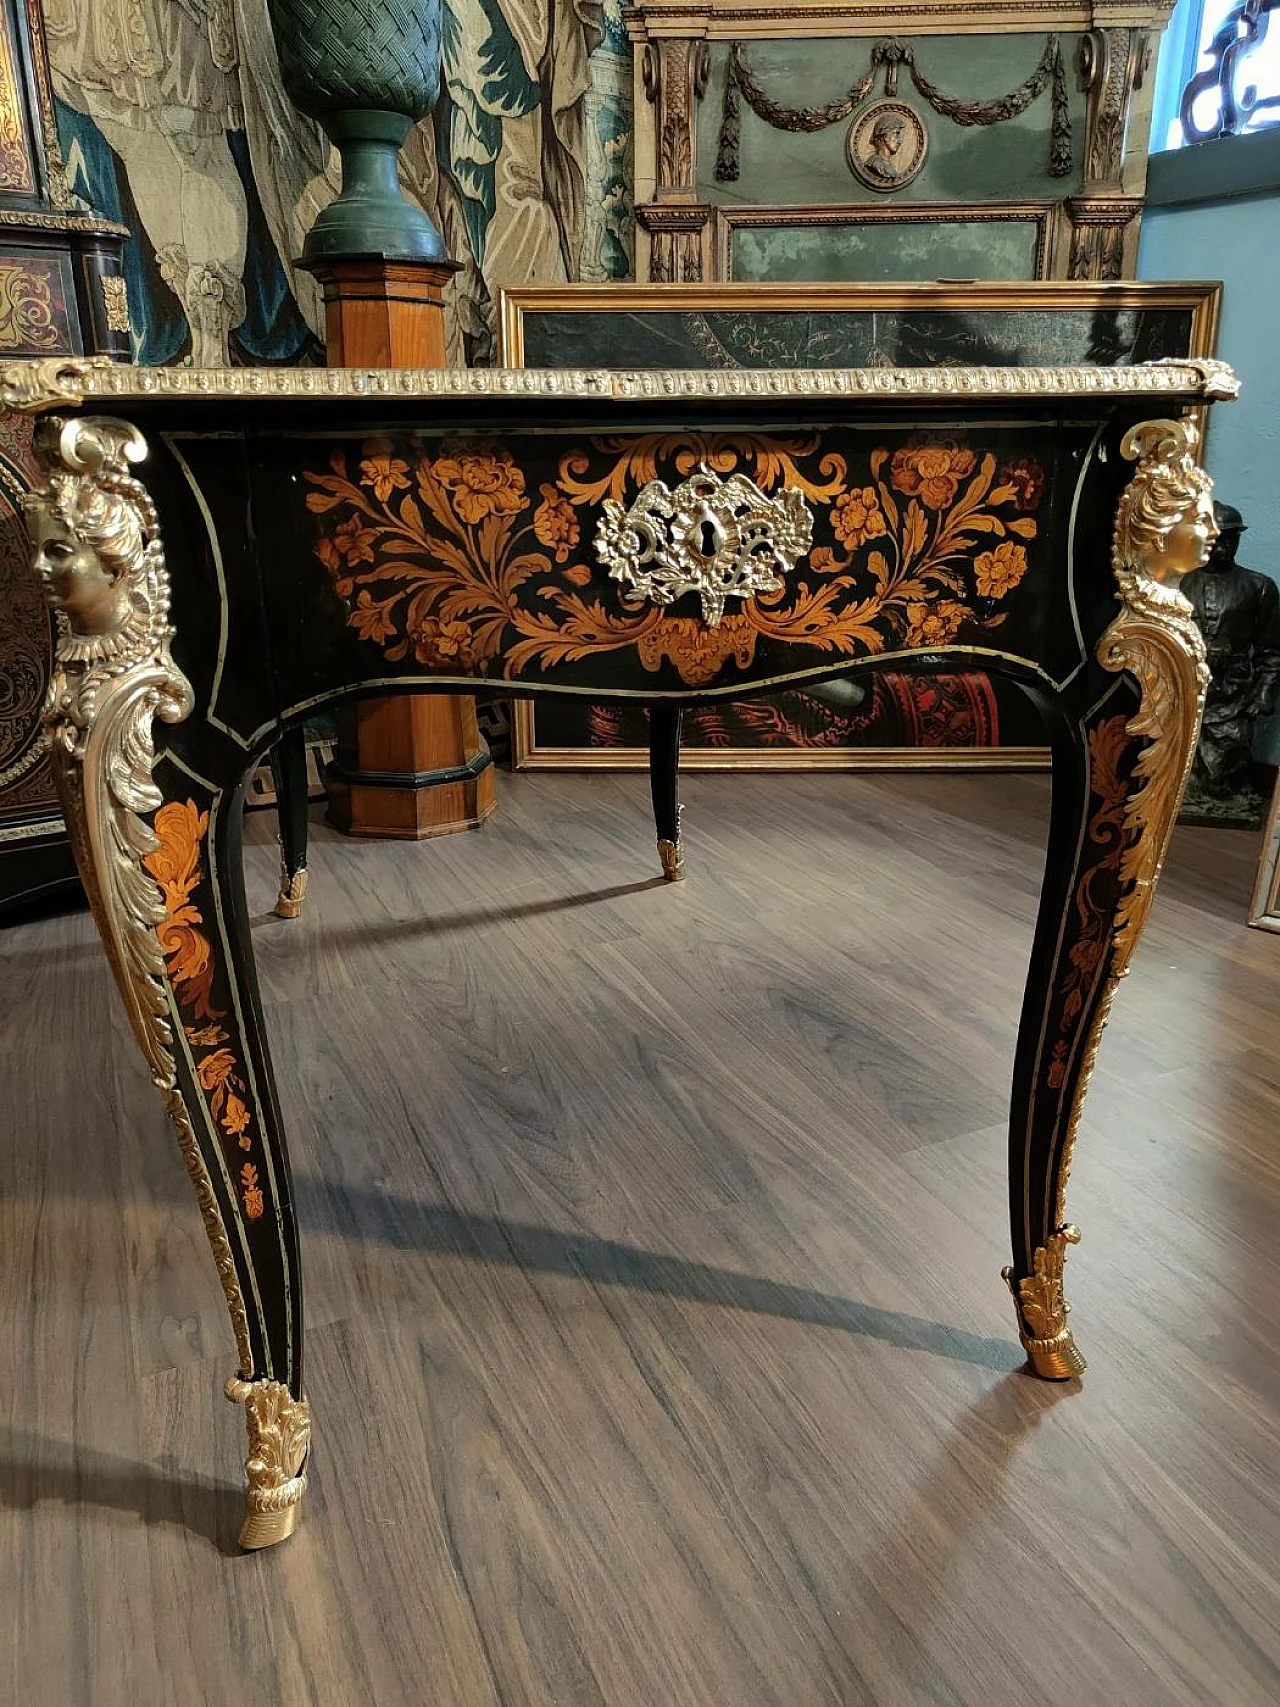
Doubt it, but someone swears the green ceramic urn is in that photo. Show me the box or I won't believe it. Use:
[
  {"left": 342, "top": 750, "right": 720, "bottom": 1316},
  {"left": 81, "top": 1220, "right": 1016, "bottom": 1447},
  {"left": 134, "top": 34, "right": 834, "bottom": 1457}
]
[{"left": 266, "top": 0, "right": 447, "bottom": 263}]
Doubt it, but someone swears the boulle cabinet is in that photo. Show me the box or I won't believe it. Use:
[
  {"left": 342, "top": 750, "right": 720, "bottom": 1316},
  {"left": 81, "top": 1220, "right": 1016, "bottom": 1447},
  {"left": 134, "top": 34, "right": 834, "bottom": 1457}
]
[
  {"left": 5, "top": 349, "right": 1232, "bottom": 1548},
  {"left": 0, "top": 0, "right": 127, "bottom": 913}
]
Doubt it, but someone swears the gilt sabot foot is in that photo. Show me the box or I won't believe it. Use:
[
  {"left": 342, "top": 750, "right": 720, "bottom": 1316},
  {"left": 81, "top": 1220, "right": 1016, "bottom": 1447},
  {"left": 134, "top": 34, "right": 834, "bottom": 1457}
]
[
  {"left": 1003, "top": 1225, "right": 1087, "bottom": 1382},
  {"left": 225, "top": 1376, "right": 311, "bottom": 1549},
  {"left": 274, "top": 864, "right": 309, "bottom": 920},
  {"left": 657, "top": 837, "right": 685, "bottom": 882}
]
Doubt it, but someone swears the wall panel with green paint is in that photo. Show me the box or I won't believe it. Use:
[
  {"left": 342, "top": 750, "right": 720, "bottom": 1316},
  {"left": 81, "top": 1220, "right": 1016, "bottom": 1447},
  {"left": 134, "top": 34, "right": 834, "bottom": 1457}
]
[
  {"left": 699, "top": 34, "right": 1086, "bottom": 207},
  {"left": 728, "top": 215, "right": 1044, "bottom": 283},
  {"left": 700, "top": 32, "right": 1084, "bottom": 284}
]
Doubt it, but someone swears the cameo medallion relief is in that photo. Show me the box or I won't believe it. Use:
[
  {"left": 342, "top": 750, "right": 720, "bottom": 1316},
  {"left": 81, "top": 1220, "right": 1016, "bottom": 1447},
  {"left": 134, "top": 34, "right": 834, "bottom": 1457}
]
[{"left": 847, "top": 101, "right": 928, "bottom": 194}]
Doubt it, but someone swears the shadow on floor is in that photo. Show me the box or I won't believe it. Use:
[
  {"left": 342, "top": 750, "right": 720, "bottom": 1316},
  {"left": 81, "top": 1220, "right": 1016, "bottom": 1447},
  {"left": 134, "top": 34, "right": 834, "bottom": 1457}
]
[
  {"left": 296, "top": 1183, "right": 1028, "bottom": 1376},
  {"left": 0, "top": 1428, "right": 236, "bottom": 1554},
  {"left": 251, "top": 876, "right": 671, "bottom": 941}
]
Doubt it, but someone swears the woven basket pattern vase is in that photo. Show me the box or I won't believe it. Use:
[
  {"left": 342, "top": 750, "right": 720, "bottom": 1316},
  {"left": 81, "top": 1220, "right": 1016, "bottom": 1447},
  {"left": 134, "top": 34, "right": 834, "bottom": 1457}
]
[
  {"left": 268, "top": 0, "right": 441, "bottom": 120},
  {"left": 266, "top": 0, "right": 446, "bottom": 262}
]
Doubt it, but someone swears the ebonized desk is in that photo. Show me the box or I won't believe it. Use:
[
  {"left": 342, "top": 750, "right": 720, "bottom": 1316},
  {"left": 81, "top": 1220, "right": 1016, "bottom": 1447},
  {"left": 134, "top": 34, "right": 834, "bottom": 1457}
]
[{"left": 4, "top": 353, "right": 1233, "bottom": 1549}]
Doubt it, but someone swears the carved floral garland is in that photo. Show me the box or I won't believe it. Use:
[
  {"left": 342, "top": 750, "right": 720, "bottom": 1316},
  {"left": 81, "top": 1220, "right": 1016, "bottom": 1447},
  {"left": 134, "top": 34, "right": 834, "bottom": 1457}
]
[
  {"left": 142, "top": 800, "right": 263, "bottom": 1220},
  {"left": 715, "top": 36, "right": 1073, "bottom": 182},
  {"left": 305, "top": 434, "right": 1042, "bottom": 688}
]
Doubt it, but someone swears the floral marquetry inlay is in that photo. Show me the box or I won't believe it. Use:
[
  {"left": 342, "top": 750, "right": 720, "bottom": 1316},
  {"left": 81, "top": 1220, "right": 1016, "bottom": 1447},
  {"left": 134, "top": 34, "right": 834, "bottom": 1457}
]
[
  {"left": 305, "top": 433, "right": 1043, "bottom": 689},
  {"left": 143, "top": 801, "right": 264, "bottom": 1221}
]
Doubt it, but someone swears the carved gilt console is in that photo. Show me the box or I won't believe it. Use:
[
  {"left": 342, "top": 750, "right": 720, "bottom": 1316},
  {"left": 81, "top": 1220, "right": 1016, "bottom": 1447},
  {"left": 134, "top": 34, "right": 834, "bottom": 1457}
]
[
  {"left": 625, "top": 1, "right": 1178, "bottom": 285},
  {"left": 5, "top": 348, "right": 1231, "bottom": 1548}
]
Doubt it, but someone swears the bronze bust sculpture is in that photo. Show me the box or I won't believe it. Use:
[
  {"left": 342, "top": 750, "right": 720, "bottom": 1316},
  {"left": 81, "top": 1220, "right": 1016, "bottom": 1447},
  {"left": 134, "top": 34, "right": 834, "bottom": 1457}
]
[{"left": 1180, "top": 502, "right": 1280, "bottom": 824}]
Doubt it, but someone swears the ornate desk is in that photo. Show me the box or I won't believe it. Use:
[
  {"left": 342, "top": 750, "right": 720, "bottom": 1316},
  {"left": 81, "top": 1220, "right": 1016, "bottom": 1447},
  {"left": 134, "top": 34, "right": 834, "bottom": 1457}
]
[{"left": 5, "top": 353, "right": 1233, "bottom": 1550}]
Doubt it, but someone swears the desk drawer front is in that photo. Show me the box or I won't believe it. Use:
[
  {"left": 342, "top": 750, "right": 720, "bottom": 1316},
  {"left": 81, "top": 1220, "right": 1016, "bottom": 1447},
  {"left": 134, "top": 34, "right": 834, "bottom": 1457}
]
[{"left": 253, "top": 420, "right": 1114, "bottom": 709}]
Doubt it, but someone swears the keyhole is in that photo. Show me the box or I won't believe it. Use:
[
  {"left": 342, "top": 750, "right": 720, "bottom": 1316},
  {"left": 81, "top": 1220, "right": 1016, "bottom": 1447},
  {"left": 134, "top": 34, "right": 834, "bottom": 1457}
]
[{"left": 697, "top": 519, "right": 718, "bottom": 557}]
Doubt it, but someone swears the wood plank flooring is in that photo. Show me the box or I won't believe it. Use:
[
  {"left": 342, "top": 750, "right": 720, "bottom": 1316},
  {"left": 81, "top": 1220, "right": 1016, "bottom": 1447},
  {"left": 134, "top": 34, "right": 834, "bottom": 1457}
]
[{"left": 2, "top": 769, "right": 1278, "bottom": 1707}]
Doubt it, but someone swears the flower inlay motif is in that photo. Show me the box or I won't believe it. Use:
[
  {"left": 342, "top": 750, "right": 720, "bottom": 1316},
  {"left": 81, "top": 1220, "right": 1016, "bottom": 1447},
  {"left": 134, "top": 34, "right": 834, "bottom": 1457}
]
[
  {"left": 143, "top": 801, "right": 264, "bottom": 1219},
  {"left": 304, "top": 432, "right": 1041, "bottom": 688}
]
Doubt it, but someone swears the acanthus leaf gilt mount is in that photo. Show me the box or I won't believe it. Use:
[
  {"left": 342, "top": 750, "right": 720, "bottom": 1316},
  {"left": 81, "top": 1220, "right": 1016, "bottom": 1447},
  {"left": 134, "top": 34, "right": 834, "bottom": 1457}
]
[
  {"left": 25, "top": 407, "right": 309, "bottom": 1549},
  {"left": 1006, "top": 410, "right": 1213, "bottom": 1381}
]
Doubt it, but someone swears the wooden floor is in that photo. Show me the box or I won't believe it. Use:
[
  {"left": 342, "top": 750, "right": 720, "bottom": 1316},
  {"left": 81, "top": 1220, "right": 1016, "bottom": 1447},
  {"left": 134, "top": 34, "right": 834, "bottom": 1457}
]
[{"left": 3, "top": 769, "right": 1279, "bottom": 1707}]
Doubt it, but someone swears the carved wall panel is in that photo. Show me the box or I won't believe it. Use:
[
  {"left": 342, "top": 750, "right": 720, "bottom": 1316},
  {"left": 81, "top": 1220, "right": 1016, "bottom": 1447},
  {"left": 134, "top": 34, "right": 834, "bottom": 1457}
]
[
  {"left": 626, "top": 1, "right": 1174, "bottom": 284},
  {"left": 617, "top": 0, "right": 1179, "bottom": 766}
]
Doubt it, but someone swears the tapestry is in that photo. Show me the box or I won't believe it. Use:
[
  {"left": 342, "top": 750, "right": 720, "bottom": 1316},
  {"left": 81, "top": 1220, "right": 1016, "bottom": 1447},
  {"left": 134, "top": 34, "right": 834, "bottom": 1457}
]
[{"left": 44, "top": 0, "right": 634, "bottom": 367}]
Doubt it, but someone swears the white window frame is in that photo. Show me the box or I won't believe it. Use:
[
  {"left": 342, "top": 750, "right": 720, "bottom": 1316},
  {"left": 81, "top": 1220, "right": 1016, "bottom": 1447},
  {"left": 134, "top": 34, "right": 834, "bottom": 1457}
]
[{"left": 1150, "top": 0, "right": 1280, "bottom": 152}]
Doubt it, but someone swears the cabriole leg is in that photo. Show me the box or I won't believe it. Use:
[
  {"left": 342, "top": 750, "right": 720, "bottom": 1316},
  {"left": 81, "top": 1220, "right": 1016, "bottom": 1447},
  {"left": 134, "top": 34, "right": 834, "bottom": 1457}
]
[
  {"left": 1006, "top": 417, "right": 1212, "bottom": 1378},
  {"left": 269, "top": 725, "right": 310, "bottom": 919},
  {"left": 30, "top": 413, "right": 309, "bottom": 1548},
  {"left": 155, "top": 777, "right": 308, "bottom": 1547},
  {"left": 649, "top": 704, "right": 685, "bottom": 881}
]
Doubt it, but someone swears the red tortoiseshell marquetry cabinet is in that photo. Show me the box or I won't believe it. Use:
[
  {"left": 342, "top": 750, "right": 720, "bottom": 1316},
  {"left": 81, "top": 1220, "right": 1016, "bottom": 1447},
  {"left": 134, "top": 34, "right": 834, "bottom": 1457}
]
[{"left": 0, "top": 0, "right": 127, "bottom": 914}]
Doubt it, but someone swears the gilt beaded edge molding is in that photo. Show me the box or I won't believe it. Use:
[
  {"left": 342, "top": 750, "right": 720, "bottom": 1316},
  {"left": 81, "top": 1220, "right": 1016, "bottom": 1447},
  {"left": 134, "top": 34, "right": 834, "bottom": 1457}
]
[{"left": 0, "top": 355, "right": 1241, "bottom": 414}]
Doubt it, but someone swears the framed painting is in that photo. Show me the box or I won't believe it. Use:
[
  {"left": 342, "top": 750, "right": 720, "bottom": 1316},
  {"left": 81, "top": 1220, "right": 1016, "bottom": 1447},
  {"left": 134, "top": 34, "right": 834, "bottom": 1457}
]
[
  {"left": 499, "top": 281, "right": 1222, "bottom": 772},
  {"left": 1250, "top": 775, "right": 1280, "bottom": 934},
  {"left": 713, "top": 203, "right": 1054, "bottom": 284}
]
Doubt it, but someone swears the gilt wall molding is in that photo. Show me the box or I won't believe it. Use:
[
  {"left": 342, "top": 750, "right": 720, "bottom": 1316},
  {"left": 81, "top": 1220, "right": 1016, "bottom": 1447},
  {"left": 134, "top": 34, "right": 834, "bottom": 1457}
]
[
  {"left": 635, "top": 202, "right": 712, "bottom": 280},
  {"left": 625, "top": 3, "right": 1177, "bottom": 44},
  {"left": 1065, "top": 192, "right": 1143, "bottom": 278},
  {"left": 1080, "top": 25, "right": 1152, "bottom": 188},
  {"left": 643, "top": 36, "right": 712, "bottom": 194}
]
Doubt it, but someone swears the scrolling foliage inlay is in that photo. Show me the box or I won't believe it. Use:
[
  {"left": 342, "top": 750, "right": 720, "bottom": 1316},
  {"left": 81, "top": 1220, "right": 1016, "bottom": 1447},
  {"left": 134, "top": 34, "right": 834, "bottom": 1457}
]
[
  {"left": 305, "top": 433, "right": 1042, "bottom": 688},
  {"left": 142, "top": 800, "right": 265, "bottom": 1223},
  {"left": 1044, "top": 711, "right": 1135, "bottom": 1094}
]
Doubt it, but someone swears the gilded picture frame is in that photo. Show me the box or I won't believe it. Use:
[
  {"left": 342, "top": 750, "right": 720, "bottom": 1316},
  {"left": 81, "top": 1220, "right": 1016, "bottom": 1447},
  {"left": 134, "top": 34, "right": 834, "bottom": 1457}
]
[
  {"left": 713, "top": 203, "right": 1055, "bottom": 284},
  {"left": 498, "top": 280, "right": 1222, "bottom": 773},
  {"left": 1249, "top": 775, "right": 1280, "bottom": 933}
]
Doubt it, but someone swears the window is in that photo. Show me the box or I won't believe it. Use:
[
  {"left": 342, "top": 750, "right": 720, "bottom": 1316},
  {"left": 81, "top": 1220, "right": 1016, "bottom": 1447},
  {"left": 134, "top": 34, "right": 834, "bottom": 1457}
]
[{"left": 1151, "top": 0, "right": 1280, "bottom": 151}]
